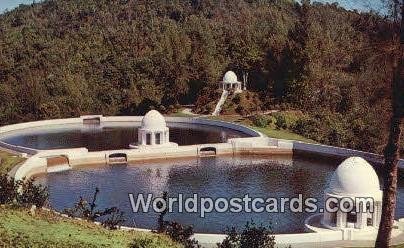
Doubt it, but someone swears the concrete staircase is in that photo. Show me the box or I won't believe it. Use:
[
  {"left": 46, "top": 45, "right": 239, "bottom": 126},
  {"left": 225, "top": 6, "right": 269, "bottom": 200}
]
[{"left": 212, "top": 90, "right": 228, "bottom": 116}]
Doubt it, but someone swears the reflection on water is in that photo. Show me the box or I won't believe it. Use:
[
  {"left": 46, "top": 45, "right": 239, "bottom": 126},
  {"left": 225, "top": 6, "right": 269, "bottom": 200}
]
[
  {"left": 35, "top": 155, "right": 404, "bottom": 234},
  {"left": 38, "top": 156, "right": 404, "bottom": 233},
  {"left": 37, "top": 155, "right": 343, "bottom": 234},
  {"left": 0, "top": 122, "right": 250, "bottom": 151}
]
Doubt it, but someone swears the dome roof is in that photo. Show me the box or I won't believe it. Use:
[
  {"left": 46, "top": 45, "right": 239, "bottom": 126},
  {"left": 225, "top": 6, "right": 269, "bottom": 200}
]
[
  {"left": 141, "top": 110, "right": 167, "bottom": 130},
  {"left": 222, "top": 71, "right": 238, "bottom": 83},
  {"left": 327, "top": 157, "right": 381, "bottom": 196}
]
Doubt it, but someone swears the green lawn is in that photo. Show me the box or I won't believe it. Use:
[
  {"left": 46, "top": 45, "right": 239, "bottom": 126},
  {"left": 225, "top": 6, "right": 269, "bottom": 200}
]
[
  {"left": 167, "top": 108, "right": 197, "bottom": 117},
  {"left": 251, "top": 126, "right": 316, "bottom": 143},
  {"left": 203, "top": 115, "right": 315, "bottom": 143},
  {"left": 0, "top": 151, "right": 180, "bottom": 248},
  {"left": 0, "top": 206, "right": 182, "bottom": 248},
  {"left": 0, "top": 151, "right": 26, "bottom": 174},
  {"left": 168, "top": 112, "right": 194, "bottom": 117}
]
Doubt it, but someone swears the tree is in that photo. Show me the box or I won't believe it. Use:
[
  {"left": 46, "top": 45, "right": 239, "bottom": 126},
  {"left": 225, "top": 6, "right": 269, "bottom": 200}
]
[{"left": 375, "top": 1, "right": 404, "bottom": 247}]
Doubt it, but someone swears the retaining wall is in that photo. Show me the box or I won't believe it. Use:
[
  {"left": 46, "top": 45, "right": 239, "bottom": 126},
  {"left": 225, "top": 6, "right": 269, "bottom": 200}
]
[
  {"left": 293, "top": 141, "right": 404, "bottom": 169},
  {"left": 0, "top": 115, "right": 263, "bottom": 155}
]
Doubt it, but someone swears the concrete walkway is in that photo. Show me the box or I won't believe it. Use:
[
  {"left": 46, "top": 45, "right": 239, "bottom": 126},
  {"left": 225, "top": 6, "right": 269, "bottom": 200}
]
[
  {"left": 200, "top": 232, "right": 404, "bottom": 248},
  {"left": 181, "top": 108, "right": 199, "bottom": 116}
]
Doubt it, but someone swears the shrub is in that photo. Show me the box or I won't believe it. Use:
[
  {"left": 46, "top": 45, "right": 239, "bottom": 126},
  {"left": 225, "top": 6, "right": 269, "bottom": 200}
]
[
  {"left": 101, "top": 207, "right": 125, "bottom": 230},
  {"left": 17, "top": 178, "right": 48, "bottom": 208},
  {"left": 130, "top": 239, "right": 154, "bottom": 248},
  {"left": 0, "top": 174, "right": 48, "bottom": 207},
  {"left": 154, "top": 192, "right": 200, "bottom": 248},
  {"left": 292, "top": 117, "right": 321, "bottom": 138},
  {"left": 217, "top": 221, "right": 275, "bottom": 248},
  {"left": 159, "top": 105, "right": 167, "bottom": 113},
  {"left": 274, "top": 114, "right": 287, "bottom": 130},
  {"left": 232, "top": 94, "right": 241, "bottom": 104},
  {"left": 129, "top": 236, "right": 181, "bottom": 248},
  {"left": 251, "top": 115, "right": 271, "bottom": 128},
  {"left": 0, "top": 174, "right": 18, "bottom": 204},
  {"left": 64, "top": 187, "right": 125, "bottom": 229},
  {"left": 235, "top": 105, "right": 247, "bottom": 116},
  {"left": 165, "top": 221, "right": 200, "bottom": 248}
]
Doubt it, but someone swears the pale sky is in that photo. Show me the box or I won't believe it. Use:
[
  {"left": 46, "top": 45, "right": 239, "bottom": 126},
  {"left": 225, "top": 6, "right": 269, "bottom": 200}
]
[
  {"left": 0, "top": 0, "right": 386, "bottom": 14},
  {"left": 314, "top": 0, "right": 386, "bottom": 13},
  {"left": 0, "top": 0, "right": 35, "bottom": 13}
]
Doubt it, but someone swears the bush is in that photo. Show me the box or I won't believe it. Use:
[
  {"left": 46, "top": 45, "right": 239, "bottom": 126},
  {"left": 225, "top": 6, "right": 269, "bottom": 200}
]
[
  {"left": 64, "top": 187, "right": 125, "bottom": 229},
  {"left": 101, "top": 207, "right": 126, "bottom": 230},
  {"left": 232, "top": 94, "right": 241, "bottom": 104},
  {"left": 0, "top": 174, "right": 48, "bottom": 207},
  {"left": 130, "top": 239, "right": 154, "bottom": 248},
  {"left": 0, "top": 174, "right": 18, "bottom": 204},
  {"left": 274, "top": 114, "right": 287, "bottom": 130},
  {"left": 251, "top": 115, "right": 271, "bottom": 128},
  {"left": 17, "top": 178, "right": 48, "bottom": 208},
  {"left": 154, "top": 192, "right": 200, "bottom": 248},
  {"left": 292, "top": 117, "right": 321, "bottom": 139},
  {"left": 129, "top": 236, "right": 181, "bottom": 248},
  {"left": 235, "top": 105, "right": 247, "bottom": 116},
  {"left": 217, "top": 221, "right": 275, "bottom": 248},
  {"left": 165, "top": 222, "right": 200, "bottom": 248}
]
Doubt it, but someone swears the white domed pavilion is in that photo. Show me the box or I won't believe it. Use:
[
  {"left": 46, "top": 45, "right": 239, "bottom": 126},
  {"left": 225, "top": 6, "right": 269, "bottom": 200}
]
[
  {"left": 322, "top": 157, "right": 382, "bottom": 230},
  {"left": 219, "top": 71, "right": 243, "bottom": 93},
  {"left": 130, "top": 110, "right": 177, "bottom": 149}
]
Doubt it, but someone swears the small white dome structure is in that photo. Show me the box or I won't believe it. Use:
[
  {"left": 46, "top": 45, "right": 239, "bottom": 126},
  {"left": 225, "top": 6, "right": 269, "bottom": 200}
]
[
  {"left": 322, "top": 157, "right": 383, "bottom": 231},
  {"left": 219, "top": 71, "right": 243, "bottom": 93},
  {"left": 130, "top": 110, "right": 177, "bottom": 149},
  {"left": 223, "top": 71, "right": 238, "bottom": 84},
  {"left": 328, "top": 157, "right": 381, "bottom": 196},
  {"left": 141, "top": 110, "right": 167, "bottom": 130}
]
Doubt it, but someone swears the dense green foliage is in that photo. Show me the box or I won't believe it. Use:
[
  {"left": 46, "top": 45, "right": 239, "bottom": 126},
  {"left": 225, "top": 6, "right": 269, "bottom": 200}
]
[
  {"left": 0, "top": 174, "right": 48, "bottom": 207},
  {"left": 217, "top": 221, "right": 275, "bottom": 248},
  {"left": 0, "top": 0, "right": 401, "bottom": 154}
]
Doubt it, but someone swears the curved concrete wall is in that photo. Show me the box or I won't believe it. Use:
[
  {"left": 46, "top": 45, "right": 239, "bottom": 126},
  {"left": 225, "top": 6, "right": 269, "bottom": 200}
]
[
  {"left": 0, "top": 116, "right": 268, "bottom": 180},
  {"left": 0, "top": 116, "right": 263, "bottom": 154},
  {"left": 292, "top": 141, "right": 404, "bottom": 169},
  {"left": 3, "top": 115, "right": 403, "bottom": 178}
]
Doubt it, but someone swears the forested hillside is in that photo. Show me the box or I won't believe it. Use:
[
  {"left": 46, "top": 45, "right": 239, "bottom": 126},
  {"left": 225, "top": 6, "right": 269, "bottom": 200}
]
[{"left": 0, "top": 0, "right": 400, "bottom": 154}]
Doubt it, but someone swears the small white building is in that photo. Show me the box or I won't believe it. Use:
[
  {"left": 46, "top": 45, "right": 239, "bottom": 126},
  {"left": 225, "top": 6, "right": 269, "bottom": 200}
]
[
  {"left": 322, "top": 157, "right": 383, "bottom": 231},
  {"left": 130, "top": 110, "right": 177, "bottom": 149},
  {"left": 219, "top": 71, "right": 243, "bottom": 93}
]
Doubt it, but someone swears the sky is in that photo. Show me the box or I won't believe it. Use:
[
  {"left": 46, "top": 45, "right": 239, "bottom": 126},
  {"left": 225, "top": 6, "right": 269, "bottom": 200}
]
[
  {"left": 0, "top": 0, "right": 35, "bottom": 13},
  {"left": 0, "top": 0, "right": 386, "bottom": 14},
  {"left": 315, "top": 0, "right": 386, "bottom": 13}
]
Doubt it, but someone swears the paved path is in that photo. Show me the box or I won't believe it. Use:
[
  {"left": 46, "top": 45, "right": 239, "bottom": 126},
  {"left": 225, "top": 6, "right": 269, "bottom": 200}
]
[
  {"left": 200, "top": 231, "right": 404, "bottom": 248},
  {"left": 181, "top": 108, "right": 199, "bottom": 116}
]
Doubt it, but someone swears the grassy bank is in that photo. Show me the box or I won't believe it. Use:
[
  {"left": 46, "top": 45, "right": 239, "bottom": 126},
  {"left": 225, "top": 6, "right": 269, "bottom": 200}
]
[
  {"left": 167, "top": 108, "right": 316, "bottom": 143},
  {"left": 0, "top": 151, "right": 25, "bottom": 174},
  {"left": 0, "top": 150, "right": 180, "bottom": 248},
  {"left": 0, "top": 206, "right": 181, "bottom": 248},
  {"left": 204, "top": 114, "right": 315, "bottom": 143},
  {"left": 251, "top": 126, "right": 315, "bottom": 143}
]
